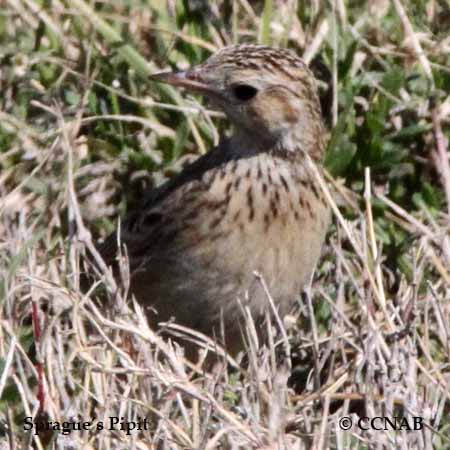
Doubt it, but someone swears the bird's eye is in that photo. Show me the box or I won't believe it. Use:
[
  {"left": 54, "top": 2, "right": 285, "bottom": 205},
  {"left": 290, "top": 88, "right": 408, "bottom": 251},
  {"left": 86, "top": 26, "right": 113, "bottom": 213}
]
[{"left": 232, "top": 84, "right": 258, "bottom": 101}]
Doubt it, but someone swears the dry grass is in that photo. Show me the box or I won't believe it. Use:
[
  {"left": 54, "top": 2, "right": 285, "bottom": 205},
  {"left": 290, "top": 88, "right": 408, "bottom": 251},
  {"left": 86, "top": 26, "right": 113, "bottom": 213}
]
[{"left": 1, "top": 0, "right": 449, "bottom": 449}]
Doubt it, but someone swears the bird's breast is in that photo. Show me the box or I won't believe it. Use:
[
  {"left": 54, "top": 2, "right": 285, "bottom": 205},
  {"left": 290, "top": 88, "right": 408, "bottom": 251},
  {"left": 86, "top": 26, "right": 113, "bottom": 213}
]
[
  {"left": 127, "top": 154, "right": 329, "bottom": 336},
  {"left": 180, "top": 155, "right": 329, "bottom": 301}
]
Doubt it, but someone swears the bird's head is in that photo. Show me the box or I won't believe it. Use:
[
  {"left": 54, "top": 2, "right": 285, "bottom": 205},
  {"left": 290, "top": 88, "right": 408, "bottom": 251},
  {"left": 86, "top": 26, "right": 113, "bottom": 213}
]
[{"left": 151, "top": 45, "right": 324, "bottom": 159}]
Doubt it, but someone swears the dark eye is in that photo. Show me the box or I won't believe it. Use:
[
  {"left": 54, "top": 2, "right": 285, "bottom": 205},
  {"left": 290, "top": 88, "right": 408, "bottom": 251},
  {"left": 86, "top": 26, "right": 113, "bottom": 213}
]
[{"left": 232, "top": 84, "right": 258, "bottom": 101}]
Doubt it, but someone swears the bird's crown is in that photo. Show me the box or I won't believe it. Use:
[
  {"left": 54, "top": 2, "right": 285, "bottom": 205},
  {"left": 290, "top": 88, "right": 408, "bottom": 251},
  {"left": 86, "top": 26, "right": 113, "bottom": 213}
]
[{"left": 152, "top": 44, "right": 325, "bottom": 160}]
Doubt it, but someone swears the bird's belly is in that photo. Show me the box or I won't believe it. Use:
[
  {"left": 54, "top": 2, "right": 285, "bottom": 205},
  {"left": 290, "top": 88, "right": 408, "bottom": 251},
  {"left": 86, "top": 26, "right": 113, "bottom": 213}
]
[
  {"left": 211, "top": 205, "right": 327, "bottom": 315},
  {"left": 130, "top": 161, "right": 330, "bottom": 346},
  {"left": 140, "top": 198, "right": 328, "bottom": 334}
]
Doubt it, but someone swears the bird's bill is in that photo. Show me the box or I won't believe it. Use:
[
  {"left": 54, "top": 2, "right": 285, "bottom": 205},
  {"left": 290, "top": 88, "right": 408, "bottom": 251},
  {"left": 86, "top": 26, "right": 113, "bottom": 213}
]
[{"left": 150, "top": 70, "right": 217, "bottom": 96}]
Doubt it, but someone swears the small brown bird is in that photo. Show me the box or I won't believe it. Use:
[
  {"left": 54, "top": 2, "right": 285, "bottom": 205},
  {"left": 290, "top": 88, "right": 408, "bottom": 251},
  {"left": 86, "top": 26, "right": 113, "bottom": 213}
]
[{"left": 100, "top": 45, "right": 330, "bottom": 356}]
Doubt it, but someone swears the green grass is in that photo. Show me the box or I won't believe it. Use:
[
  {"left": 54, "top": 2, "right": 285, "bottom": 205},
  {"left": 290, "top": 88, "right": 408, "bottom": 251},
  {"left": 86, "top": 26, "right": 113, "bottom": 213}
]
[{"left": 1, "top": 1, "right": 449, "bottom": 449}]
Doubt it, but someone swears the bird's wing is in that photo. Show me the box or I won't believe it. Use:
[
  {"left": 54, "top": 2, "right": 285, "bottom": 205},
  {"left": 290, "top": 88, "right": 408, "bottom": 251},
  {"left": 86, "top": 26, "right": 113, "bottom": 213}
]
[{"left": 98, "top": 143, "right": 228, "bottom": 269}]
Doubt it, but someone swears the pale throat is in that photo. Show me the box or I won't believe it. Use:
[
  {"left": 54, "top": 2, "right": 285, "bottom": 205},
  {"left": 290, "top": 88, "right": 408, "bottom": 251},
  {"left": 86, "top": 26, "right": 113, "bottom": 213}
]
[{"left": 228, "top": 118, "right": 320, "bottom": 159}]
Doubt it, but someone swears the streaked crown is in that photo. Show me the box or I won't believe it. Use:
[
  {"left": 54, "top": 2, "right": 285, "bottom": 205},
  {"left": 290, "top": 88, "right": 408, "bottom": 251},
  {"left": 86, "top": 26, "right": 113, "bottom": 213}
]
[{"left": 152, "top": 44, "right": 325, "bottom": 160}]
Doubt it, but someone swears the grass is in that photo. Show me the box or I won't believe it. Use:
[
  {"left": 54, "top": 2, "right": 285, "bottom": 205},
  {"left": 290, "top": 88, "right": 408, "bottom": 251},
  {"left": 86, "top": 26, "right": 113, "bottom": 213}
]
[{"left": 1, "top": 0, "right": 450, "bottom": 449}]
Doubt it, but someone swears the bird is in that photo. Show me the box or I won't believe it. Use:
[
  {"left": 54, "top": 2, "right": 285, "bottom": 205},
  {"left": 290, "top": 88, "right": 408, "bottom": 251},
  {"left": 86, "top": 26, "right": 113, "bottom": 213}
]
[{"left": 99, "top": 44, "right": 330, "bottom": 358}]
